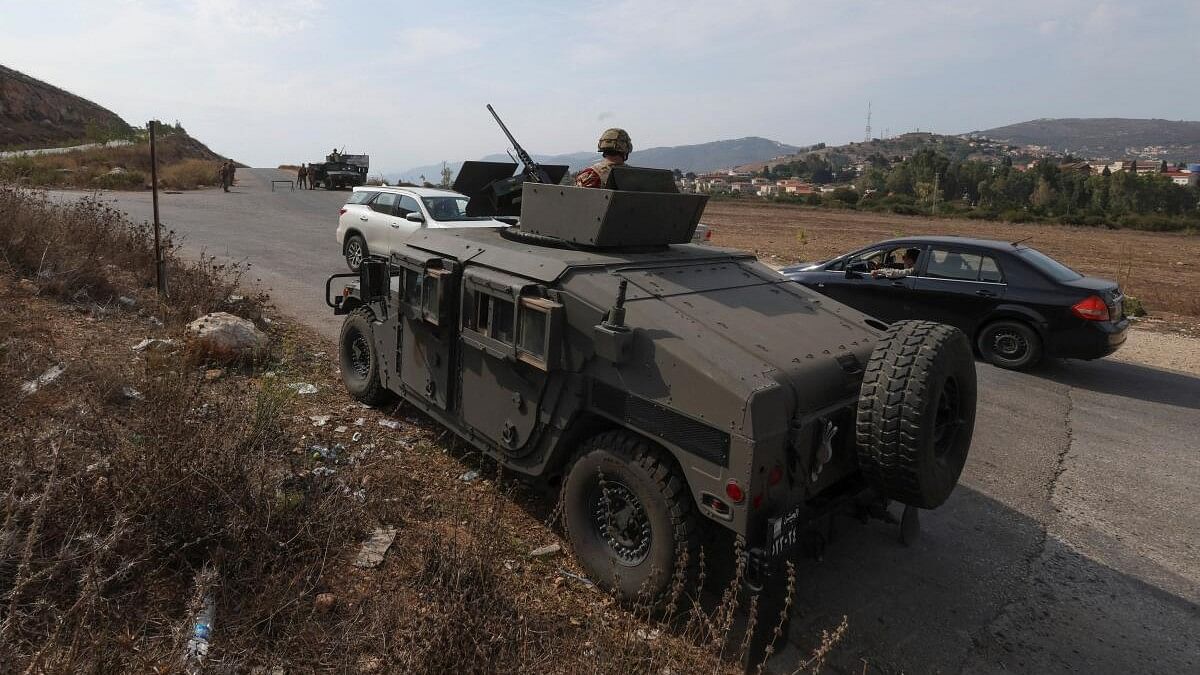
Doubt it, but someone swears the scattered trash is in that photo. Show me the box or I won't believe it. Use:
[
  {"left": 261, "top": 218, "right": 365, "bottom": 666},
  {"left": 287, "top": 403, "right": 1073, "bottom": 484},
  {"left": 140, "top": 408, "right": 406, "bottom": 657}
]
[
  {"left": 459, "top": 469, "right": 481, "bottom": 482},
  {"left": 309, "top": 443, "right": 342, "bottom": 461},
  {"left": 557, "top": 568, "right": 596, "bottom": 589},
  {"left": 354, "top": 527, "right": 398, "bottom": 568},
  {"left": 334, "top": 425, "right": 348, "bottom": 434},
  {"left": 184, "top": 594, "right": 216, "bottom": 667},
  {"left": 117, "top": 295, "right": 137, "bottom": 308},
  {"left": 121, "top": 385, "right": 144, "bottom": 401},
  {"left": 313, "top": 351, "right": 327, "bottom": 358},
  {"left": 635, "top": 627, "right": 662, "bottom": 642},
  {"left": 132, "top": 338, "right": 175, "bottom": 353},
  {"left": 530, "top": 543, "right": 561, "bottom": 558},
  {"left": 204, "top": 368, "right": 224, "bottom": 382},
  {"left": 288, "top": 383, "right": 318, "bottom": 395},
  {"left": 309, "top": 415, "right": 330, "bottom": 427},
  {"left": 312, "top": 466, "right": 336, "bottom": 477},
  {"left": 148, "top": 316, "right": 164, "bottom": 327},
  {"left": 503, "top": 559, "right": 522, "bottom": 572},
  {"left": 378, "top": 419, "right": 402, "bottom": 430},
  {"left": 351, "top": 431, "right": 363, "bottom": 443},
  {"left": 355, "top": 417, "right": 366, "bottom": 426},
  {"left": 314, "top": 592, "right": 337, "bottom": 614},
  {"left": 227, "top": 294, "right": 245, "bottom": 303},
  {"left": 21, "top": 363, "right": 66, "bottom": 394}
]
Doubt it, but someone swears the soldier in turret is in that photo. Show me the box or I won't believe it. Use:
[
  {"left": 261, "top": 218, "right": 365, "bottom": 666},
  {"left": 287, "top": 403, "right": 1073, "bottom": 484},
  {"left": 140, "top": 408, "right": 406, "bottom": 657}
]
[{"left": 575, "top": 128, "right": 631, "bottom": 188}]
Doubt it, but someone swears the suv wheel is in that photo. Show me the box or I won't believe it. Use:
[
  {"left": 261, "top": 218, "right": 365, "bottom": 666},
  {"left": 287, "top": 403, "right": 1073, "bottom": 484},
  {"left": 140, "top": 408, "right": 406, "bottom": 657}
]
[
  {"left": 338, "top": 308, "right": 393, "bottom": 406},
  {"left": 977, "top": 320, "right": 1042, "bottom": 370},
  {"left": 562, "top": 430, "right": 698, "bottom": 604},
  {"left": 857, "top": 320, "right": 977, "bottom": 509},
  {"left": 343, "top": 234, "right": 367, "bottom": 272}
]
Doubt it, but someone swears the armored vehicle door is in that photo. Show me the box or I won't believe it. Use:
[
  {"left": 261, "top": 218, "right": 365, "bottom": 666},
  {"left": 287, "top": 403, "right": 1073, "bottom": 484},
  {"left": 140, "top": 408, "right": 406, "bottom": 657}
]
[
  {"left": 393, "top": 253, "right": 458, "bottom": 411},
  {"left": 458, "top": 267, "right": 562, "bottom": 453}
]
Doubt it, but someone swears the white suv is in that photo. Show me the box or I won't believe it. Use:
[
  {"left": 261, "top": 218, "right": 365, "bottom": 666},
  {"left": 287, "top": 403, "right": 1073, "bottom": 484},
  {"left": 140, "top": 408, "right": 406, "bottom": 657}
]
[{"left": 336, "top": 186, "right": 506, "bottom": 271}]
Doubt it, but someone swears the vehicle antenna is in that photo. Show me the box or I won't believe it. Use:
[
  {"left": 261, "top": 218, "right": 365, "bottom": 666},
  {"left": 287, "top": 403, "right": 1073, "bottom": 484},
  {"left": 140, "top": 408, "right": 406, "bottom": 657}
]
[{"left": 1011, "top": 235, "right": 1034, "bottom": 247}]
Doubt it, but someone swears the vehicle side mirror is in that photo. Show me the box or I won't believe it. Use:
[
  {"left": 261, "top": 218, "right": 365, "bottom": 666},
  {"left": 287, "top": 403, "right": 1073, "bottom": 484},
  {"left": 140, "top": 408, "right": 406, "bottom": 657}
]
[
  {"left": 846, "top": 261, "right": 869, "bottom": 278},
  {"left": 405, "top": 211, "right": 425, "bottom": 223}
]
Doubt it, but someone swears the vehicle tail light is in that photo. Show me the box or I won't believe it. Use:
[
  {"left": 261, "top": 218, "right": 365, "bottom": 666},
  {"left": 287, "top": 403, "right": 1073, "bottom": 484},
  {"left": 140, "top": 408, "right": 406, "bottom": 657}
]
[
  {"left": 704, "top": 228, "right": 713, "bottom": 241},
  {"left": 725, "top": 480, "right": 744, "bottom": 503},
  {"left": 339, "top": 208, "right": 347, "bottom": 215},
  {"left": 1071, "top": 295, "right": 1109, "bottom": 321}
]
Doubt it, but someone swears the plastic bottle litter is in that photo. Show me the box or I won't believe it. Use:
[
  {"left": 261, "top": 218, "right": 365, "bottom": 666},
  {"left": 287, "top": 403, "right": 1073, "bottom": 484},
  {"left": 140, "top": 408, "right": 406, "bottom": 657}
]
[{"left": 184, "top": 595, "right": 216, "bottom": 666}]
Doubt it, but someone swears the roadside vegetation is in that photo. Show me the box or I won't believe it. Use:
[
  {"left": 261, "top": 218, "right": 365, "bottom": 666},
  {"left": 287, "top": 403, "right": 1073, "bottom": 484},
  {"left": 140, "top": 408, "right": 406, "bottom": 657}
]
[
  {"left": 730, "top": 148, "right": 1200, "bottom": 232},
  {"left": 0, "top": 187, "right": 844, "bottom": 671},
  {"left": 0, "top": 124, "right": 224, "bottom": 191}
]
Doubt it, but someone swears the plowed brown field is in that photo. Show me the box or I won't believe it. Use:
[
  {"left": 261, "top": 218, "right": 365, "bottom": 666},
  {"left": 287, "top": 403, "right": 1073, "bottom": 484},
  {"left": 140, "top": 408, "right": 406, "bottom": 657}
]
[{"left": 702, "top": 201, "right": 1200, "bottom": 326}]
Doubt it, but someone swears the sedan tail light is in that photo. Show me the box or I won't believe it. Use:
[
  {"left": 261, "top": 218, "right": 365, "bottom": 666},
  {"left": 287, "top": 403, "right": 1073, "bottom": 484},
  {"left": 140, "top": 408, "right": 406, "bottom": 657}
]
[{"left": 1071, "top": 295, "right": 1110, "bottom": 321}]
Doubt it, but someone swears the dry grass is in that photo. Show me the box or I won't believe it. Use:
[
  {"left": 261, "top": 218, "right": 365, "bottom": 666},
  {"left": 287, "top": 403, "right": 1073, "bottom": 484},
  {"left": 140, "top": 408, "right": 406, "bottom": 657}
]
[
  {"left": 0, "top": 186, "right": 847, "bottom": 672},
  {"left": 0, "top": 135, "right": 223, "bottom": 191}
]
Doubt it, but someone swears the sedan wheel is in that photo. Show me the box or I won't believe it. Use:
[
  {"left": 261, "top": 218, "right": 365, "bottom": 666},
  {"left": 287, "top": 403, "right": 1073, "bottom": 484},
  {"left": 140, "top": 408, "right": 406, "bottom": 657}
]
[{"left": 978, "top": 320, "right": 1042, "bottom": 370}]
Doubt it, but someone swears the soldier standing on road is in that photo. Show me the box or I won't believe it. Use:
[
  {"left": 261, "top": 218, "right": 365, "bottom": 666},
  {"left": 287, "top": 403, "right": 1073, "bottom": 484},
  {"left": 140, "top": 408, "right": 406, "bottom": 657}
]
[
  {"left": 297, "top": 163, "right": 307, "bottom": 189},
  {"left": 221, "top": 161, "right": 235, "bottom": 192},
  {"left": 575, "top": 128, "right": 632, "bottom": 188},
  {"left": 308, "top": 164, "right": 319, "bottom": 189}
]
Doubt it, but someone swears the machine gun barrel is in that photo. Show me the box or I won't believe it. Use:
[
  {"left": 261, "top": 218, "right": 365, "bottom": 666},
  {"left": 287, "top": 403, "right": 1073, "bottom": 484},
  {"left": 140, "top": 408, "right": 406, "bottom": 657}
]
[{"left": 487, "top": 104, "right": 553, "bottom": 184}]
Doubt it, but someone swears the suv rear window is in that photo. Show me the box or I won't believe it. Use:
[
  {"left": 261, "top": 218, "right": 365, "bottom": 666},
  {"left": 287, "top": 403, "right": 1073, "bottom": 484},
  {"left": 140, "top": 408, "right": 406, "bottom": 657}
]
[
  {"left": 1016, "top": 247, "right": 1082, "bottom": 282},
  {"left": 346, "top": 191, "right": 376, "bottom": 205}
]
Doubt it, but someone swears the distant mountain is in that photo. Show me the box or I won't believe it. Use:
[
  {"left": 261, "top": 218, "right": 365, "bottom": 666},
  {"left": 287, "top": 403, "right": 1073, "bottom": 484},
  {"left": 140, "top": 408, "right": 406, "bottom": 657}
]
[
  {"left": 390, "top": 137, "right": 800, "bottom": 184},
  {"left": 974, "top": 118, "right": 1200, "bottom": 161},
  {"left": 0, "top": 64, "right": 132, "bottom": 149}
]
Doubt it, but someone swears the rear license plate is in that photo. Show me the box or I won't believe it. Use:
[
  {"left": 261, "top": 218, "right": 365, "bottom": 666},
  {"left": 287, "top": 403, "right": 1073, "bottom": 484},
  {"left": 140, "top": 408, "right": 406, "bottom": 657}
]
[{"left": 768, "top": 507, "right": 803, "bottom": 557}]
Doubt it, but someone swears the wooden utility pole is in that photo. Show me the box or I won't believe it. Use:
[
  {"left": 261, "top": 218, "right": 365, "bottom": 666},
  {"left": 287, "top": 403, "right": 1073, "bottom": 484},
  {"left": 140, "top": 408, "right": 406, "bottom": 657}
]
[{"left": 148, "top": 121, "right": 167, "bottom": 295}]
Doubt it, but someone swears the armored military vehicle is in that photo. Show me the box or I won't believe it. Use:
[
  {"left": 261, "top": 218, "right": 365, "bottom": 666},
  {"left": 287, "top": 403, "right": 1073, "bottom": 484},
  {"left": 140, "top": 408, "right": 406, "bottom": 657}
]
[
  {"left": 311, "top": 151, "right": 369, "bottom": 190},
  {"left": 325, "top": 161, "right": 977, "bottom": 603}
]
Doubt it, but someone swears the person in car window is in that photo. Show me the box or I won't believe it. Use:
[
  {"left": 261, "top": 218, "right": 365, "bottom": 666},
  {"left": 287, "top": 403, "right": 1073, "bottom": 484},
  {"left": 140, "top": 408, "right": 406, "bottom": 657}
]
[{"left": 871, "top": 248, "right": 920, "bottom": 279}]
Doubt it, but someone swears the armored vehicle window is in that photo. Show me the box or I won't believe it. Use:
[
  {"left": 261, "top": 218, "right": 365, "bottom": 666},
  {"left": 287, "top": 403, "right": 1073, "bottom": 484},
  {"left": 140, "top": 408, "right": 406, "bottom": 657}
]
[
  {"left": 421, "top": 269, "right": 450, "bottom": 325},
  {"left": 491, "top": 298, "right": 515, "bottom": 344},
  {"left": 347, "top": 191, "right": 376, "bottom": 205},
  {"left": 396, "top": 195, "right": 421, "bottom": 217},
  {"left": 473, "top": 294, "right": 493, "bottom": 333},
  {"left": 517, "top": 296, "right": 560, "bottom": 369},
  {"left": 370, "top": 192, "right": 398, "bottom": 214},
  {"left": 403, "top": 269, "right": 421, "bottom": 305}
]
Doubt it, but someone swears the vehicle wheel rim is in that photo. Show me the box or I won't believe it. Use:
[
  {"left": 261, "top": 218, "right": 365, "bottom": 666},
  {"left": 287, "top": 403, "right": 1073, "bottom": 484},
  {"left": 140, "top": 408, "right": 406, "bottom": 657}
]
[
  {"left": 990, "top": 328, "right": 1028, "bottom": 362},
  {"left": 932, "top": 376, "right": 961, "bottom": 459},
  {"left": 347, "top": 328, "right": 371, "bottom": 378},
  {"left": 346, "top": 241, "right": 363, "bottom": 268},
  {"left": 590, "top": 479, "right": 651, "bottom": 566}
]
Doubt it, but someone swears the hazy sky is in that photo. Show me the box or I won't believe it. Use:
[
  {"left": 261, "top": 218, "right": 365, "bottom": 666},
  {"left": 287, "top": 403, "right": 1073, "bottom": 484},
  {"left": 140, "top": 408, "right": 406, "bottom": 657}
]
[{"left": 2, "top": 1, "right": 1197, "bottom": 173}]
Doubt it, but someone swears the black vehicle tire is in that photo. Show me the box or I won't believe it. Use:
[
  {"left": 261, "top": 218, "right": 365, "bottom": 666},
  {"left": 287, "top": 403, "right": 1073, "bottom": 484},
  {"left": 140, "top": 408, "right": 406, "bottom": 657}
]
[
  {"left": 338, "top": 308, "right": 393, "bottom": 406},
  {"left": 856, "top": 320, "right": 977, "bottom": 509},
  {"left": 562, "top": 430, "right": 699, "bottom": 604},
  {"left": 977, "top": 320, "right": 1042, "bottom": 370},
  {"left": 343, "top": 234, "right": 367, "bottom": 272},
  {"left": 325, "top": 177, "right": 335, "bottom": 190}
]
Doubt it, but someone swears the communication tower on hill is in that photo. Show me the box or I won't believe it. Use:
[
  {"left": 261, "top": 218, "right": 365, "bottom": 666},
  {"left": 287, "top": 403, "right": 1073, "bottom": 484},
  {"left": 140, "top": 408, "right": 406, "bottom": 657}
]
[{"left": 864, "top": 102, "right": 872, "bottom": 142}]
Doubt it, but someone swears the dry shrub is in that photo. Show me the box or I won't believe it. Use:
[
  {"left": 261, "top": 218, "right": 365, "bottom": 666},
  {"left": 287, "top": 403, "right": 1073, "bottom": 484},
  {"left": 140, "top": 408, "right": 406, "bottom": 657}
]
[
  {"left": 160, "top": 159, "right": 221, "bottom": 190},
  {"left": 0, "top": 345, "right": 364, "bottom": 672},
  {"left": 0, "top": 134, "right": 222, "bottom": 191},
  {"left": 0, "top": 186, "right": 267, "bottom": 326}
]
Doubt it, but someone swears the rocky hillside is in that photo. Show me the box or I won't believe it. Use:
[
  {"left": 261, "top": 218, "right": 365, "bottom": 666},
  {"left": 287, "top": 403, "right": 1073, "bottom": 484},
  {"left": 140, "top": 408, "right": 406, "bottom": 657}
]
[
  {"left": 974, "top": 118, "right": 1200, "bottom": 161},
  {"left": 0, "top": 64, "right": 133, "bottom": 149}
]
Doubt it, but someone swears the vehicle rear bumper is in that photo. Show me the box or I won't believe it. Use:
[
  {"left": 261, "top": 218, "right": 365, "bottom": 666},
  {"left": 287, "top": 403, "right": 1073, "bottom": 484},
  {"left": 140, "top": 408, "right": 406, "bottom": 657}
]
[{"left": 1047, "top": 318, "right": 1129, "bottom": 359}]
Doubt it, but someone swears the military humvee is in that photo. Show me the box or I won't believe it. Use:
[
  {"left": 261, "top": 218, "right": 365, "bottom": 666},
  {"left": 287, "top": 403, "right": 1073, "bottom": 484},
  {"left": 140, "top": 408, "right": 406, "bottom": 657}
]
[{"left": 326, "top": 163, "right": 977, "bottom": 601}]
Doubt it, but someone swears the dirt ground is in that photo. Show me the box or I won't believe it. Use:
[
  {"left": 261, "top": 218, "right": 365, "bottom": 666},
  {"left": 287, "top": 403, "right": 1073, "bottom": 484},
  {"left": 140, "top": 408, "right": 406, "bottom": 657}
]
[{"left": 701, "top": 201, "right": 1200, "bottom": 329}]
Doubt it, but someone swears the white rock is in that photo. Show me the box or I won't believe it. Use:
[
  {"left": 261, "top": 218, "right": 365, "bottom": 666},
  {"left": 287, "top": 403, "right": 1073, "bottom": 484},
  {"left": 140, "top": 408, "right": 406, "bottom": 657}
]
[
  {"left": 530, "top": 543, "right": 562, "bottom": 558},
  {"left": 287, "top": 383, "right": 318, "bottom": 395},
  {"left": 185, "top": 312, "right": 267, "bottom": 361},
  {"left": 354, "top": 527, "right": 398, "bottom": 568}
]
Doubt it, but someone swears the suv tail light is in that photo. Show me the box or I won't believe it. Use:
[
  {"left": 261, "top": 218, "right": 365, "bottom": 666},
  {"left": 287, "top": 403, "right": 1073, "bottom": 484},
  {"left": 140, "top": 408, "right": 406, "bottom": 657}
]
[
  {"left": 1071, "top": 295, "right": 1109, "bottom": 321},
  {"left": 339, "top": 208, "right": 347, "bottom": 215}
]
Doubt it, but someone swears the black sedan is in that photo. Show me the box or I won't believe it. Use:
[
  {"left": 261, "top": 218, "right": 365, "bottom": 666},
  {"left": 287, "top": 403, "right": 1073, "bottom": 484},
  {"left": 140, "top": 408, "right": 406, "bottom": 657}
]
[{"left": 780, "top": 236, "right": 1129, "bottom": 369}]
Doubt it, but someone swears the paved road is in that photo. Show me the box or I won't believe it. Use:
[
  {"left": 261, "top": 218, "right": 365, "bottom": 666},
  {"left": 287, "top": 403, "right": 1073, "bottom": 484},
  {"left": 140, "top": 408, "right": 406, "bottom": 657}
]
[{"left": 53, "top": 169, "right": 1199, "bottom": 674}]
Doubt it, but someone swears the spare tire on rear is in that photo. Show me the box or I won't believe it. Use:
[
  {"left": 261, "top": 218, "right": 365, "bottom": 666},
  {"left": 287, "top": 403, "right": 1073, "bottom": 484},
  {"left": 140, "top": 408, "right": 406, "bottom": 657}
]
[{"left": 855, "top": 320, "right": 977, "bottom": 509}]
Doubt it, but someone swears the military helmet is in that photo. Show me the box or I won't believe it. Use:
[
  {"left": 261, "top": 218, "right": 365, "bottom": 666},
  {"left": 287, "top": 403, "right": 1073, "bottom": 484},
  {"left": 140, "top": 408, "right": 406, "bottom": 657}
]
[{"left": 598, "top": 128, "right": 632, "bottom": 155}]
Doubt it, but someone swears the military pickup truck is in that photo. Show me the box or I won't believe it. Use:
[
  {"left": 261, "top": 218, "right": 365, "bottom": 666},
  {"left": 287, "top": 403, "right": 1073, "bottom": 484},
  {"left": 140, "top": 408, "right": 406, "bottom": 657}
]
[{"left": 324, "top": 163, "right": 978, "bottom": 607}]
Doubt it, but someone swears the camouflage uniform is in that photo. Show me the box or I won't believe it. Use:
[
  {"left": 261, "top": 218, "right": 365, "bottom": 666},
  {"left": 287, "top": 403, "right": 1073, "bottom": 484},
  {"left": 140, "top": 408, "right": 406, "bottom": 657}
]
[
  {"left": 297, "top": 164, "right": 307, "bottom": 189},
  {"left": 575, "top": 128, "right": 632, "bottom": 189}
]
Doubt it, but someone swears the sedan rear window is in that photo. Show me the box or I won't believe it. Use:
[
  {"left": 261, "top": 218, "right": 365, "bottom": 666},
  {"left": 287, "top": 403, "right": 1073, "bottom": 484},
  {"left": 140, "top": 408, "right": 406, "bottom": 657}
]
[
  {"left": 1016, "top": 247, "right": 1082, "bottom": 282},
  {"left": 346, "top": 191, "right": 376, "bottom": 205}
]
